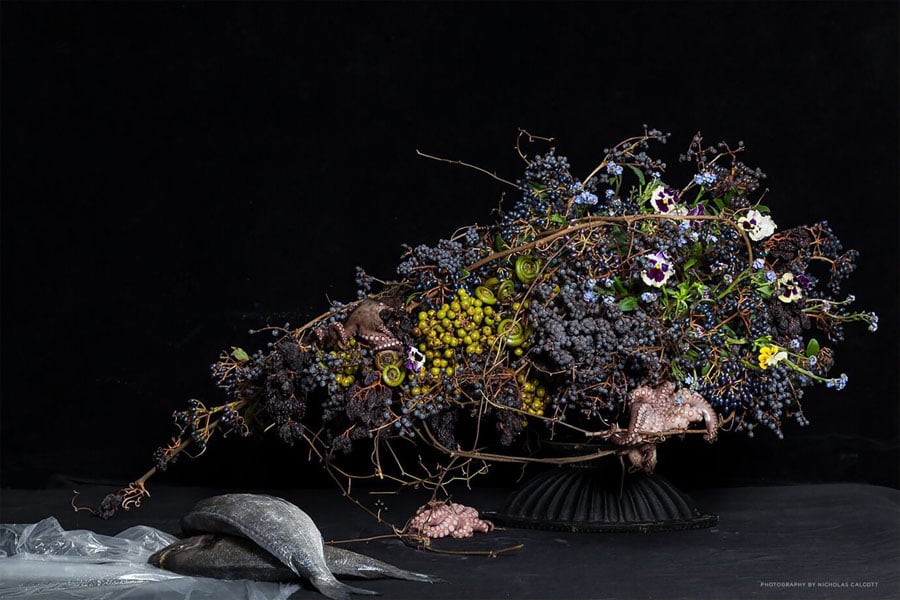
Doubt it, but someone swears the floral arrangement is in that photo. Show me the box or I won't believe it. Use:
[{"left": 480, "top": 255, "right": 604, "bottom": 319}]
[{"left": 88, "top": 128, "right": 876, "bottom": 518}]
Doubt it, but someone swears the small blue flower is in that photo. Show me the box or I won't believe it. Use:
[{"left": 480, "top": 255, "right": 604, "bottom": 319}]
[
  {"left": 808, "top": 356, "right": 818, "bottom": 367},
  {"left": 678, "top": 221, "right": 691, "bottom": 233},
  {"left": 752, "top": 258, "right": 765, "bottom": 270},
  {"left": 683, "top": 374, "right": 694, "bottom": 386},
  {"left": 575, "top": 191, "right": 598, "bottom": 205},
  {"left": 765, "top": 270, "right": 777, "bottom": 283},
  {"left": 640, "top": 291, "right": 658, "bottom": 303},
  {"left": 605, "top": 189, "right": 616, "bottom": 199},
  {"left": 825, "top": 373, "right": 849, "bottom": 391},
  {"left": 602, "top": 278, "right": 614, "bottom": 289},
  {"left": 606, "top": 161, "right": 623, "bottom": 176},
  {"left": 789, "top": 338, "right": 802, "bottom": 350},
  {"left": 837, "top": 373, "right": 849, "bottom": 390},
  {"left": 693, "top": 171, "right": 717, "bottom": 186},
  {"left": 650, "top": 171, "right": 661, "bottom": 180},
  {"left": 602, "top": 294, "right": 616, "bottom": 305},
  {"left": 583, "top": 289, "right": 599, "bottom": 303},
  {"left": 868, "top": 312, "right": 879, "bottom": 332},
  {"left": 585, "top": 277, "right": 597, "bottom": 289}
]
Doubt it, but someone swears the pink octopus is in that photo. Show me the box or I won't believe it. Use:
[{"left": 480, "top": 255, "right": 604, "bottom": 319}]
[
  {"left": 407, "top": 500, "right": 494, "bottom": 539},
  {"left": 611, "top": 382, "right": 719, "bottom": 474}
]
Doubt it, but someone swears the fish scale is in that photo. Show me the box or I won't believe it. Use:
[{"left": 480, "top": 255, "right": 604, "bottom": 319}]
[{"left": 180, "top": 494, "right": 378, "bottom": 600}]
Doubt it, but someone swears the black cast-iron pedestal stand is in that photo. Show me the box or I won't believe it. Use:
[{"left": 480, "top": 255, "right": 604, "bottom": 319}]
[{"left": 485, "top": 454, "right": 717, "bottom": 533}]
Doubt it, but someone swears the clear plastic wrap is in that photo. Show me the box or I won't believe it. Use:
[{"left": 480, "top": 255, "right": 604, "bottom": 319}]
[{"left": 0, "top": 517, "right": 299, "bottom": 599}]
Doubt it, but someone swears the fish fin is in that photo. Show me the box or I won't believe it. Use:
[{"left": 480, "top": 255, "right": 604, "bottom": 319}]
[
  {"left": 354, "top": 565, "right": 443, "bottom": 583},
  {"left": 325, "top": 546, "right": 440, "bottom": 583},
  {"left": 311, "top": 575, "right": 379, "bottom": 600}
]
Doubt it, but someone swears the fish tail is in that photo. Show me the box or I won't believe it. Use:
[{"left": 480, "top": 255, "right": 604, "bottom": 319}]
[
  {"left": 311, "top": 575, "right": 379, "bottom": 599},
  {"left": 357, "top": 565, "right": 444, "bottom": 583}
]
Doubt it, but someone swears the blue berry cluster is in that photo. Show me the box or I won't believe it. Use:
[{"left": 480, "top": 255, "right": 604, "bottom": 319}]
[{"left": 124, "top": 128, "right": 875, "bottom": 514}]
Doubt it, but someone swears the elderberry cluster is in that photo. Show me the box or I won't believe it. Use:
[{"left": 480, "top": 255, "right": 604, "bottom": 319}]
[{"left": 141, "top": 128, "right": 874, "bottom": 492}]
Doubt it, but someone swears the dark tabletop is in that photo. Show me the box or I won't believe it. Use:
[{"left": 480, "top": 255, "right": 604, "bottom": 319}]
[{"left": 1, "top": 481, "right": 898, "bottom": 600}]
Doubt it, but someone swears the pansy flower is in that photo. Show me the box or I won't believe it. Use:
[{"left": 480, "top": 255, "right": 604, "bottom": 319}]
[
  {"left": 795, "top": 273, "right": 814, "bottom": 291},
  {"left": 687, "top": 203, "right": 706, "bottom": 217},
  {"left": 777, "top": 273, "right": 803, "bottom": 303},
  {"left": 641, "top": 251, "right": 673, "bottom": 287},
  {"left": 737, "top": 209, "right": 777, "bottom": 241},
  {"left": 405, "top": 346, "right": 426, "bottom": 372},
  {"left": 758, "top": 345, "right": 788, "bottom": 370},
  {"left": 649, "top": 184, "right": 682, "bottom": 214}
]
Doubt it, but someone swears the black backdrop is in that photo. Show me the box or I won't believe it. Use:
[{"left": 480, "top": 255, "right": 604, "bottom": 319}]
[{"left": 2, "top": 2, "right": 898, "bottom": 494}]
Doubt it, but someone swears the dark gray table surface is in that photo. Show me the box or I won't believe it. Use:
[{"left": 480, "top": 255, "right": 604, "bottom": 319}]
[{"left": 2, "top": 481, "right": 898, "bottom": 600}]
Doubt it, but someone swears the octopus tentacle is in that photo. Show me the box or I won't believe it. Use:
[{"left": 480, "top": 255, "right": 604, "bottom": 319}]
[
  {"left": 613, "top": 383, "right": 719, "bottom": 473},
  {"left": 407, "top": 501, "right": 494, "bottom": 539}
]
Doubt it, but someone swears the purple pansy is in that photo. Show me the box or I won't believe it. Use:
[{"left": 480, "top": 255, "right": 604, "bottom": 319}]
[
  {"left": 737, "top": 209, "right": 777, "bottom": 241},
  {"left": 406, "top": 346, "right": 426, "bottom": 372},
  {"left": 641, "top": 251, "right": 674, "bottom": 287},
  {"left": 795, "top": 273, "right": 814, "bottom": 290},
  {"left": 777, "top": 273, "right": 803, "bottom": 303},
  {"left": 650, "top": 184, "right": 682, "bottom": 214}
]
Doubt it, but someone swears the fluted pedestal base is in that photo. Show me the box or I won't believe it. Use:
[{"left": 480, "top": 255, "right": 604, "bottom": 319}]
[{"left": 486, "top": 463, "right": 717, "bottom": 533}]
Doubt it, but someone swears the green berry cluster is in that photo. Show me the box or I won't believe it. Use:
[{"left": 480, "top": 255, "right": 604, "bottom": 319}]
[{"left": 412, "top": 286, "right": 530, "bottom": 377}]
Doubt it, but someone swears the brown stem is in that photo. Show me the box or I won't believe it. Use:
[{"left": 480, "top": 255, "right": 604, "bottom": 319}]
[{"left": 465, "top": 214, "right": 754, "bottom": 274}]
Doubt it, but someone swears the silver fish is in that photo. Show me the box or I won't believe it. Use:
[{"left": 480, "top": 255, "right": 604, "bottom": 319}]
[
  {"left": 149, "top": 533, "right": 440, "bottom": 583},
  {"left": 178, "top": 494, "right": 378, "bottom": 600}
]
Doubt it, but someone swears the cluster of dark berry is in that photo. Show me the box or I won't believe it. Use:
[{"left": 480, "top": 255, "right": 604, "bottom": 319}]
[{"left": 141, "top": 129, "right": 874, "bottom": 490}]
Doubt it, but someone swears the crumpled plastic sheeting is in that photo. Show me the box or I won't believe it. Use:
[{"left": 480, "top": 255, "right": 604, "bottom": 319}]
[{"left": 0, "top": 517, "right": 300, "bottom": 600}]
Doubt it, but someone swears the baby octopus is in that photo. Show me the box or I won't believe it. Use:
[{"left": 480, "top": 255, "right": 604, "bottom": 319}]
[
  {"left": 328, "top": 299, "right": 402, "bottom": 352},
  {"left": 407, "top": 500, "right": 494, "bottom": 539},
  {"left": 612, "top": 382, "right": 719, "bottom": 474}
]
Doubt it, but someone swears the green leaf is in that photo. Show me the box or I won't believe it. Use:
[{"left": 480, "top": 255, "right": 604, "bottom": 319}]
[
  {"left": 528, "top": 181, "right": 548, "bottom": 198},
  {"left": 494, "top": 233, "right": 508, "bottom": 252},
  {"left": 619, "top": 296, "right": 639, "bottom": 312},
  {"left": 713, "top": 197, "right": 726, "bottom": 212},
  {"left": 756, "top": 204, "right": 770, "bottom": 213},
  {"left": 701, "top": 362, "right": 713, "bottom": 377},
  {"left": 550, "top": 213, "right": 567, "bottom": 225},
  {"left": 231, "top": 347, "right": 250, "bottom": 362},
  {"left": 627, "top": 164, "right": 646, "bottom": 187},
  {"left": 806, "top": 338, "right": 820, "bottom": 357}
]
